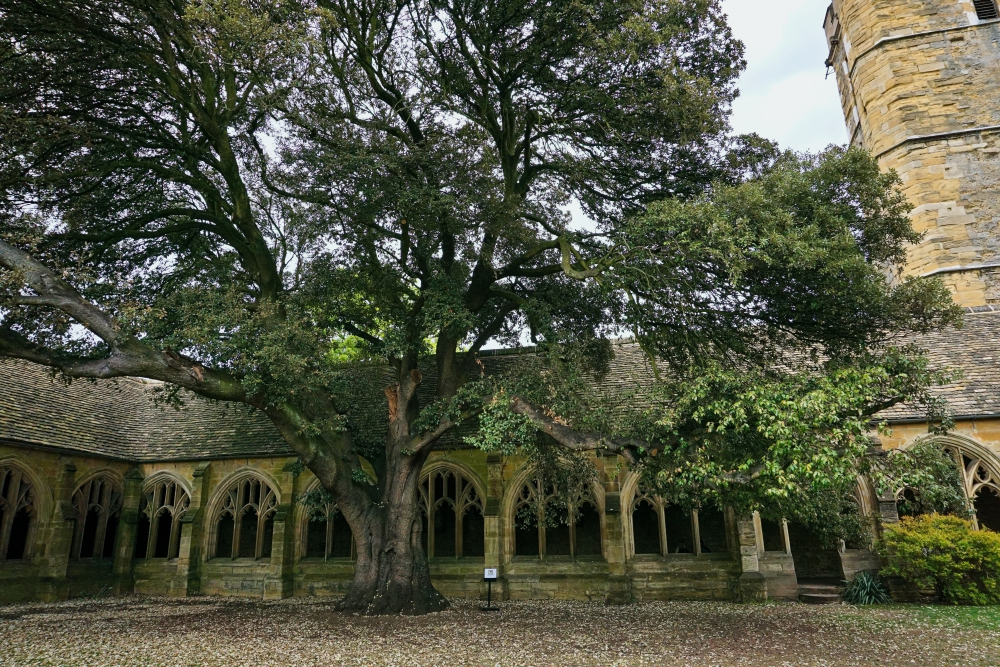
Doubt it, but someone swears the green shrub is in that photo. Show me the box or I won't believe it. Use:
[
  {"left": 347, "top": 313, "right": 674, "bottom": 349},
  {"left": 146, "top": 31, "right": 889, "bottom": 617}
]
[
  {"left": 843, "top": 571, "right": 892, "bottom": 605},
  {"left": 879, "top": 514, "right": 1000, "bottom": 605}
]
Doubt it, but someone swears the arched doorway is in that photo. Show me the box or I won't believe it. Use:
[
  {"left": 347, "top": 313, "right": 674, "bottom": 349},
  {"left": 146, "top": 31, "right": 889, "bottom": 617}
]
[{"left": 786, "top": 522, "right": 844, "bottom": 584}]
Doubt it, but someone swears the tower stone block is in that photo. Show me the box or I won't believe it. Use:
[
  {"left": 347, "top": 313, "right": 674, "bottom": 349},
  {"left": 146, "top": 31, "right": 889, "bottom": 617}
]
[{"left": 825, "top": 0, "right": 1000, "bottom": 305}]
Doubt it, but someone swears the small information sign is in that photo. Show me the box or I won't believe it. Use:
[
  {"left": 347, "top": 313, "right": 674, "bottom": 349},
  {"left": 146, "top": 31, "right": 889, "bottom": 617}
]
[{"left": 481, "top": 568, "right": 499, "bottom": 611}]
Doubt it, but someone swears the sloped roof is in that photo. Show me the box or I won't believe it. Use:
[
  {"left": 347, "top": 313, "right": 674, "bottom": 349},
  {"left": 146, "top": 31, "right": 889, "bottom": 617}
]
[
  {"left": 879, "top": 308, "right": 1000, "bottom": 421},
  {"left": 1, "top": 310, "right": 998, "bottom": 462},
  {"left": 0, "top": 364, "right": 290, "bottom": 461}
]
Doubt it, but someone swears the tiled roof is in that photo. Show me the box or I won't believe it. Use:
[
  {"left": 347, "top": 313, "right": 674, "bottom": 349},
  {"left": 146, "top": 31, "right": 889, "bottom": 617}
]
[
  {"left": 879, "top": 309, "right": 1000, "bottom": 421},
  {"left": 0, "top": 362, "right": 290, "bottom": 461},
  {"left": 0, "top": 310, "right": 998, "bottom": 461}
]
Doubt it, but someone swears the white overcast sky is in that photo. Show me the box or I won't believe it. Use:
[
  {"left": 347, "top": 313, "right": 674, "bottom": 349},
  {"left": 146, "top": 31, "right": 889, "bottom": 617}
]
[{"left": 721, "top": 0, "right": 848, "bottom": 152}]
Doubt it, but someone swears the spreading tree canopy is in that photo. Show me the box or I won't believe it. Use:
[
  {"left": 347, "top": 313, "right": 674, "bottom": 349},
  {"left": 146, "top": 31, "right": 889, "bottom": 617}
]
[{"left": 0, "top": 0, "right": 961, "bottom": 613}]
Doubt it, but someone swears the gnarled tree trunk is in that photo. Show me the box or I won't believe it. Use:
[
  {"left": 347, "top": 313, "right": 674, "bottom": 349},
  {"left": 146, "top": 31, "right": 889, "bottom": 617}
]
[
  {"left": 336, "top": 367, "right": 449, "bottom": 615},
  {"left": 336, "top": 494, "right": 447, "bottom": 615}
]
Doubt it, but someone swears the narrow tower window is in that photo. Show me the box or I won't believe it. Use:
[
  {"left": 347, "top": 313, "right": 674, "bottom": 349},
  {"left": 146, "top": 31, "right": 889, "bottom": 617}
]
[{"left": 974, "top": 0, "right": 1000, "bottom": 20}]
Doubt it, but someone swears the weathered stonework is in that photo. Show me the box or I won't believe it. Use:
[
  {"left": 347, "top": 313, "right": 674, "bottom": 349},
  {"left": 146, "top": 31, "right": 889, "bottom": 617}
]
[
  {"left": 6, "top": 4, "right": 1000, "bottom": 608},
  {"left": 826, "top": 0, "right": 1000, "bottom": 305}
]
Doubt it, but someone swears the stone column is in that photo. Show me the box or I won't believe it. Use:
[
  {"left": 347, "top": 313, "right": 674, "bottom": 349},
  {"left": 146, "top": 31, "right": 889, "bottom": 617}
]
[
  {"left": 600, "top": 452, "right": 630, "bottom": 605},
  {"left": 37, "top": 460, "right": 77, "bottom": 602},
  {"left": 735, "top": 513, "right": 767, "bottom": 602},
  {"left": 112, "top": 468, "right": 145, "bottom": 594},
  {"left": 178, "top": 462, "right": 211, "bottom": 596},
  {"left": 483, "top": 454, "right": 506, "bottom": 600},
  {"left": 264, "top": 461, "right": 299, "bottom": 600},
  {"left": 878, "top": 494, "right": 900, "bottom": 524}
]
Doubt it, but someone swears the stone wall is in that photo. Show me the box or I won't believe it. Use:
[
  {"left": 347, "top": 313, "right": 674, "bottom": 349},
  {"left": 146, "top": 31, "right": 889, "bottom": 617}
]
[
  {"left": 20, "top": 432, "right": 996, "bottom": 605},
  {"left": 0, "top": 442, "right": 841, "bottom": 605},
  {"left": 827, "top": 0, "right": 1000, "bottom": 305}
]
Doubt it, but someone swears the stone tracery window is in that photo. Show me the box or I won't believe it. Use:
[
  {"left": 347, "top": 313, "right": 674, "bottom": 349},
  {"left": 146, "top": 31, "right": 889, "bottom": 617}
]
[
  {"left": 948, "top": 445, "right": 1000, "bottom": 532},
  {"left": 901, "top": 441, "right": 1000, "bottom": 530},
  {"left": 419, "top": 468, "right": 484, "bottom": 558},
  {"left": 512, "top": 477, "right": 601, "bottom": 558},
  {"left": 0, "top": 464, "right": 36, "bottom": 562},
  {"left": 70, "top": 474, "right": 123, "bottom": 560},
  {"left": 213, "top": 476, "right": 278, "bottom": 560},
  {"left": 303, "top": 487, "right": 355, "bottom": 560},
  {"left": 630, "top": 487, "right": 728, "bottom": 557},
  {"left": 133, "top": 478, "right": 190, "bottom": 560}
]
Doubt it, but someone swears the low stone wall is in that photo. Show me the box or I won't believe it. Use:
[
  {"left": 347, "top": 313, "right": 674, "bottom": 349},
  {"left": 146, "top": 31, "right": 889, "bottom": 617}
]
[
  {"left": 292, "top": 559, "right": 355, "bottom": 598},
  {"left": 628, "top": 554, "right": 738, "bottom": 601},
  {"left": 0, "top": 561, "right": 44, "bottom": 605},
  {"left": 199, "top": 559, "right": 274, "bottom": 598},
  {"left": 133, "top": 559, "right": 182, "bottom": 596},
  {"left": 840, "top": 549, "right": 881, "bottom": 581},
  {"left": 758, "top": 553, "right": 798, "bottom": 601},
  {"left": 504, "top": 557, "right": 610, "bottom": 601},
  {"left": 65, "top": 560, "right": 117, "bottom": 599}
]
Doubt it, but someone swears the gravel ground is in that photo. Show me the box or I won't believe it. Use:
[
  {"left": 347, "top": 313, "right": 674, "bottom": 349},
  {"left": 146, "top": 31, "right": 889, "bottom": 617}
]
[{"left": 1, "top": 596, "right": 999, "bottom": 667}]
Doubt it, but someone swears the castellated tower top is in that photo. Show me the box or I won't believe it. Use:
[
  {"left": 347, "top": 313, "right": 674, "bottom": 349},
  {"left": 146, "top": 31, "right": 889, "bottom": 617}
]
[{"left": 823, "top": 0, "right": 1000, "bottom": 306}]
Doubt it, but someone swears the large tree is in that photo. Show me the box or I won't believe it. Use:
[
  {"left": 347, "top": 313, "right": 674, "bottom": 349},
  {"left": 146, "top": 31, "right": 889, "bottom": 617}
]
[{"left": 0, "top": 0, "right": 959, "bottom": 614}]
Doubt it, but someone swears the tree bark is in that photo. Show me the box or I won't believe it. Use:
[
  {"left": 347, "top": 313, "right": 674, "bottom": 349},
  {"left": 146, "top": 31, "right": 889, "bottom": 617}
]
[
  {"left": 336, "top": 367, "right": 449, "bottom": 615},
  {"left": 337, "top": 489, "right": 447, "bottom": 615}
]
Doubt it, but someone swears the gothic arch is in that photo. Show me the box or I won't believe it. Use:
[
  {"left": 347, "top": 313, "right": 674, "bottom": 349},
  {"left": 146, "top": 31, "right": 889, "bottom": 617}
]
[
  {"left": 295, "top": 477, "right": 355, "bottom": 560},
  {"left": 0, "top": 457, "right": 50, "bottom": 519},
  {"left": 902, "top": 434, "right": 1000, "bottom": 500},
  {"left": 204, "top": 468, "right": 281, "bottom": 561},
  {"left": 902, "top": 434, "right": 1000, "bottom": 529},
  {"left": 419, "top": 460, "right": 487, "bottom": 559},
  {"left": 621, "top": 471, "right": 729, "bottom": 557},
  {"left": 854, "top": 475, "right": 877, "bottom": 518},
  {"left": 134, "top": 472, "right": 191, "bottom": 560},
  {"left": 0, "top": 458, "right": 47, "bottom": 562},
  {"left": 420, "top": 458, "right": 486, "bottom": 502},
  {"left": 501, "top": 461, "right": 605, "bottom": 562},
  {"left": 141, "top": 471, "right": 192, "bottom": 498},
  {"left": 69, "top": 469, "right": 124, "bottom": 560}
]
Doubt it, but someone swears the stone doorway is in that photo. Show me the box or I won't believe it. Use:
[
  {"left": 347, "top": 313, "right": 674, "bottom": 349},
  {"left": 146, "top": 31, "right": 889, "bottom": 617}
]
[{"left": 786, "top": 523, "right": 844, "bottom": 585}]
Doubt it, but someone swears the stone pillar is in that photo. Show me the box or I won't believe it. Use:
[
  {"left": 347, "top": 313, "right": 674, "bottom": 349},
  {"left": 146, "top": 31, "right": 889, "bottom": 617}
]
[
  {"left": 483, "top": 454, "right": 507, "bottom": 600},
  {"left": 600, "top": 452, "right": 630, "bottom": 605},
  {"left": 38, "top": 460, "right": 77, "bottom": 602},
  {"left": 178, "top": 462, "right": 211, "bottom": 596},
  {"left": 878, "top": 494, "right": 900, "bottom": 524},
  {"left": 735, "top": 513, "right": 767, "bottom": 602},
  {"left": 264, "top": 461, "right": 299, "bottom": 600},
  {"left": 112, "top": 468, "right": 145, "bottom": 594}
]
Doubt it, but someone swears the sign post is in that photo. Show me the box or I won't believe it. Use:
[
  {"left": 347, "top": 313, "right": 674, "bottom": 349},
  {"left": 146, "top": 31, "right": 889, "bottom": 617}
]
[{"left": 482, "top": 568, "right": 499, "bottom": 612}]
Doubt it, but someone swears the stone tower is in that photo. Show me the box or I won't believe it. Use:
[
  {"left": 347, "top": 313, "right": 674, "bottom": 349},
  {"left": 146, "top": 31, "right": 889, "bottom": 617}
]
[{"left": 823, "top": 1, "right": 1000, "bottom": 306}]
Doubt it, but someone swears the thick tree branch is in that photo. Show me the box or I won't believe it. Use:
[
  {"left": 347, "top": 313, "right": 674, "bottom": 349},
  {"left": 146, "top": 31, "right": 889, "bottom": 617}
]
[
  {"left": 1, "top": 238, "right": 120, "bottom": 343},
  {"left": 0, "top": 238, "right": 246, "bottom": 401},
  {"left": 510, "top": 396, "right": 638, "bottom": 464}
]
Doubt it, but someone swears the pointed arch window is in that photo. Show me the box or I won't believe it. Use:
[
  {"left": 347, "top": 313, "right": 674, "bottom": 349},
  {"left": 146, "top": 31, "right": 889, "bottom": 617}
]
[
  {"left": 419, "top": 468, "right": 485, "bottom": 559},
  {"left": 133, "top": 478, "right": 190, "bottom": 560},
  {"left": 213, "top": 477, "right": 278, "bottom": 560},
  {"left": 947, "top": 445, "right": 1000, "bottom": 532},
  {"left": 0, "top": 464, "right": 37, "bottom": 562},
  {"left": 629, "top": 487, "right": 728, "bottom": 557},
  {"left": 70, "top": 475, "right": 123, "bottom": 560},
  {"left": 512, "top": 477, "right": 601, "bottom": 559},
  {"left": 303, "top": 487, "right": 355, "bottom": 560}
]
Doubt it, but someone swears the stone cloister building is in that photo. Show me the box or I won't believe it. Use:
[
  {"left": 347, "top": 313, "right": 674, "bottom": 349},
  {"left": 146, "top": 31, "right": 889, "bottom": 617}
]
[{"left": 3, "top": 0, "right": 1000, "bottom": 605}]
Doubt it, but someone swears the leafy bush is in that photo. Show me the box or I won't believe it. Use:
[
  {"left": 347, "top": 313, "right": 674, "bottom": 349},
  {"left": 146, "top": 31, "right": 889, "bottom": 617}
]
[
  {"left": 843, "top": 571, "right": 891, "bottom": 605},
  {"left": 879, "top": 514, "right": 1000, "bottom": 604}
]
